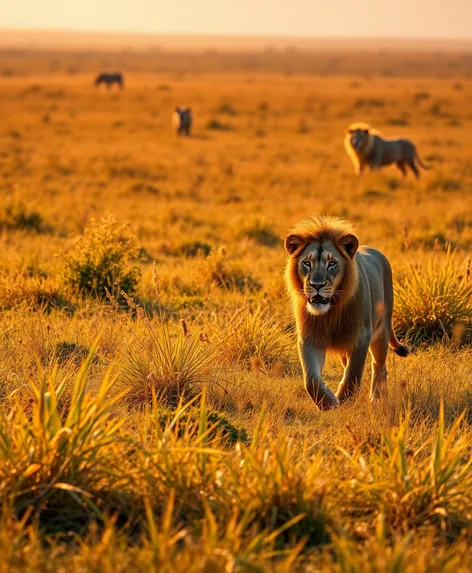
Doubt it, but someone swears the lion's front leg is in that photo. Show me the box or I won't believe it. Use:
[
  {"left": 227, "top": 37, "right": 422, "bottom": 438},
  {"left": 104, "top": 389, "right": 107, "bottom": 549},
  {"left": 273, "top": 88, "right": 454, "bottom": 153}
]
[
  {"left": 298, "top": 338, "right": 339, "bottom": 411},
  {"left": 355, "top": 161, "right": 366, "bottom": 176},
  {"left": 336, "top": 336, "right": 371, "bottom": 403}
]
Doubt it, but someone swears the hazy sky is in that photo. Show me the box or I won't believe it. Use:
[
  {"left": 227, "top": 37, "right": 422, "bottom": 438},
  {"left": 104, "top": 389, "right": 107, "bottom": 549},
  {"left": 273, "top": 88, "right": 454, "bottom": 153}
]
[{"left": 1, "top": 0, "right": 471, "bottom": 38}]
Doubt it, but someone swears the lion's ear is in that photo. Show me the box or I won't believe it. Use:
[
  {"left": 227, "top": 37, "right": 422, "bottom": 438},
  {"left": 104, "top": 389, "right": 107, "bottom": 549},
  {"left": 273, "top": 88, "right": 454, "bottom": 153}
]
[
  {"left": 340, "top": 234, "right": 359, "bottom": 258},
  {"left": 285, "top": 234, "right": 304, "bottom": 255},
  {"left": 363, "top": 128, "right": 370, "bottom": 135}
]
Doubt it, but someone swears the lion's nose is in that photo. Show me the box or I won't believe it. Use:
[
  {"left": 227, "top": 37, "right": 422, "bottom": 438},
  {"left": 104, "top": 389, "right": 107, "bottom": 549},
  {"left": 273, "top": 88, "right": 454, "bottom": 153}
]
[{"left": 310, "top": 282, "right": 326, "bottom": 291}]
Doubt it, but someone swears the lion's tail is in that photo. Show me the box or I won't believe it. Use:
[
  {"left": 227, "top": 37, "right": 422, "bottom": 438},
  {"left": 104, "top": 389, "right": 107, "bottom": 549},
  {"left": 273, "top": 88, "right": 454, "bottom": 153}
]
[
  {"left": 415, "top": 150, "right": 432, "bottom": 171},
  {"left": 389, "top": 330, "right": 409, "bottom": 357}
]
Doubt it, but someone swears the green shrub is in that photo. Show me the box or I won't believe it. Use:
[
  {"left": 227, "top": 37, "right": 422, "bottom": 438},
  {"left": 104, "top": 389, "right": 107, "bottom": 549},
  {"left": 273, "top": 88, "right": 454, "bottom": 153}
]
[
  {"left": 205, "top": 119, "right": 233, "bottom": 131},
  {"left": 353, "top": 97, "right": 386, "bottom": 108},
  {"left": 54, "top": 341, "right": 100, "bottom": 366},
  {"left": 385, "top": 116, "right": 409, "bottom": 127},
  {"left": 214, "top": 101, "right": 239, "bottom": 116},
  {"left": 157, "top": 407, "right": 249, "bottom": 445},
  {"left": 296, "top": 119, "right": 311, "bottom": 134},
  {"left": 412, "top": 90, "right": 430, "bottom": 104},
  {"left": 0, "top": 199, "right": 49, "bottom": 233},
  {"left": 427, "top": 175, "right": 462, "bottom": 193},
  {"left": 206, "top": 249, "right": 262, "bottom": 293},
  {"left": 61, "top": 215, "right": 141, "bottom": 299},
  {"left": 394, "top": 249, "right": 472, "bottom": 346},
  {"left": 239, "top": 217, "right": 280, "bottom": 248},
  {"left": 176, "top": 240, "right": 212, "bottom": 258}
]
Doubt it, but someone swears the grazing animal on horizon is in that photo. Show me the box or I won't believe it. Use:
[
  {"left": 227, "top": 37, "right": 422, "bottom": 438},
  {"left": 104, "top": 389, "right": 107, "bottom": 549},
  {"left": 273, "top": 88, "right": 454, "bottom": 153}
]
[
  {"left": 344, "top": 122, "right": 431, "bottom": 178},
  {"left": 94, "top": 72, "right": 124, "bottom": 90},
  {"left": 172, "top": 107, "right": 192, "bottom": 136},
  {"left": 285, "top": 215, "right": 408, "bottom": 411}
]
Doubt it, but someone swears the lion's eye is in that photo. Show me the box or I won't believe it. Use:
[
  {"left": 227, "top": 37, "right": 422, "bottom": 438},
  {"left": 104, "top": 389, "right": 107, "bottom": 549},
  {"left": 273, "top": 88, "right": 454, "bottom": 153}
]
[
  {"left": 302, "top": 260, "right": 311, "bottom": 271},
  {"left": 327, "top": 261, "right": 337, "bottom": 269}
]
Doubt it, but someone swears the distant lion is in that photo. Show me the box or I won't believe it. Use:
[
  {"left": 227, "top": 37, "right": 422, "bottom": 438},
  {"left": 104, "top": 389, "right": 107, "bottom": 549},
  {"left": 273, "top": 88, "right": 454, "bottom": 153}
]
[
  {"left": 285, "top": 215, "right": 408, "bottom": 410},
  {"left": 344, "top": 122, "right": 431, "bottom": 178},
  {"left": 94, "top": 72, "right": 124, "bottom": 90},
  {"left": 172, "top": 107, "right": 192, "bottom": 136}
]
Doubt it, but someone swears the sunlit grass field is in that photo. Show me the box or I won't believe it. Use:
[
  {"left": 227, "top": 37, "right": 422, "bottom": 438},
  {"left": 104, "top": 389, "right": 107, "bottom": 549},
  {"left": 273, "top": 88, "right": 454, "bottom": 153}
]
[{"left": 0, "top": 46, "right": 472, "bottom": 570}]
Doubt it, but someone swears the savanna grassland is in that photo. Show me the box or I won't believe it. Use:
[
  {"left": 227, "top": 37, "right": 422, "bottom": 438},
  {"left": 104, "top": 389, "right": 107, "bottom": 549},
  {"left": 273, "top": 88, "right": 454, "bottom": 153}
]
[{"left": 0, "top": 42, "right": 472, "bottom": 571}]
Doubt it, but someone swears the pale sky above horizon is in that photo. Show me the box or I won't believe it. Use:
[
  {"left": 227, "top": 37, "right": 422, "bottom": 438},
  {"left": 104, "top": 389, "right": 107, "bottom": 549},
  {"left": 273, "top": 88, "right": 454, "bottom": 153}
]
[{"left": 1, "top": 0, "right": 471, "bottom": 39}]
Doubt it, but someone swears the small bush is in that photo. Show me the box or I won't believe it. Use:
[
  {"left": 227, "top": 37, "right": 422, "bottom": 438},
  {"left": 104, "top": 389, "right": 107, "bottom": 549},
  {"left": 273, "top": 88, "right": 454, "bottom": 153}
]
[
  {"left": 214, "top": 101, "right": 239, "bottom": 116},
  {"left": 385, "top": 116, "right": 409, "bottom": 127},
  {"left": 205, "top": 119, "right": 233, "bottom": 131},
  {"left": 394, "top": 249, "right": 472, "bottom": 346},
  {"left": 429, "top": 101, "right": 451, "bottom": 118},
  {"left": 412, "top": 231, "right": 455, "bottom": 251},
  {"left": 157, "top": 407, "right": 249, "bottom": 445},
  {"left": 296, "top": 119, "right": 311, "bottom": 134},
  {"left": 61, "top": 215, "right": 141, "bottom": 299},
  {"left": 176, "top": 240, "right": 212, "bottom": 258},
  {"left": 257, "top": 100, "right": 270, "bottom": 113},
  {"left": 427, "top": 176, "right": 462, "bottom": 193},
  {"left": 239, "top": 217, "right": 280, "bottom": 248},
  {"left": 412, "top": 91, "right": 430, "bottom": 104},
  {"left": 206, "top": 249, "right": 262, "bottom": 293},
  {"left": 353, "top": 97, "right": 386, "bottom": 108},
  {"left": 0, "top": 199, "right": 49, "bottom": 233}
]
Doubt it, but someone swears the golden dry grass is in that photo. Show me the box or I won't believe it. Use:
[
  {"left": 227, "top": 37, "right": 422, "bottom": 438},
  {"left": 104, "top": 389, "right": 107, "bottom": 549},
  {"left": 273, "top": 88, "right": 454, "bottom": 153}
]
[{"left": 0, "top": 45, "right": 471, "bottom": 570}]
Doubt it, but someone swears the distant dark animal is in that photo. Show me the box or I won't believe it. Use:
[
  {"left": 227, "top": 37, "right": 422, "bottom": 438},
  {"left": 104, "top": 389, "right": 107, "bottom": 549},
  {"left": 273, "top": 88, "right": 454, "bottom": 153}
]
[
  {"left": 172, "top": 107, "right": 192, "bottom": 136},
  {"left": 94, "top": 72, "right": 124, "bottom": 89}
]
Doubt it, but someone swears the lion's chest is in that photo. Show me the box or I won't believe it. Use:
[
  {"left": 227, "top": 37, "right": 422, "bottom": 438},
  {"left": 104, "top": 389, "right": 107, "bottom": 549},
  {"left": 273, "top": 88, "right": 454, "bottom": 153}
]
[{"left": 301, "top": 306, "right": 362, "bottom": 353}]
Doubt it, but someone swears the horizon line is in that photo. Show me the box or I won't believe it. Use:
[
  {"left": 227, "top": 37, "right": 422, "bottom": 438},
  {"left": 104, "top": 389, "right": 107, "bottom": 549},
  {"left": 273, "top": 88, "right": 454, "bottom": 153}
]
[{"left": 2, "top": 27, "right": 472, "bottom": 43}]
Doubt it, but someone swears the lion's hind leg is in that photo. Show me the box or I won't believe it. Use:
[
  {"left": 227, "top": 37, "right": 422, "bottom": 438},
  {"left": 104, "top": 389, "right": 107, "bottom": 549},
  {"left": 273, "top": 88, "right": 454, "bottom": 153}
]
[
  {"left": 396, "top": 160, "right": 407, "bottom": 178},
  {"left": 369, "top": 331, "right": 389, "bottom": 402},
  {"left": 406, "top": 158, "right": 420, "bottom": 179}
]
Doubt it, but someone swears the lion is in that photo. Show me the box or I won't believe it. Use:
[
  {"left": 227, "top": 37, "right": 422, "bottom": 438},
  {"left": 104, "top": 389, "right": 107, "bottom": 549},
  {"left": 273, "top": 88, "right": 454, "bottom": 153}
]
[
  {"left": 172, "top": 107, "right": 192, "bottom": 136},
  {"left": 285, "top": 215, "right": 408, "bottom": 410},
  {"left": 344, "top": 122, "right": 431, "bottom": 178}
]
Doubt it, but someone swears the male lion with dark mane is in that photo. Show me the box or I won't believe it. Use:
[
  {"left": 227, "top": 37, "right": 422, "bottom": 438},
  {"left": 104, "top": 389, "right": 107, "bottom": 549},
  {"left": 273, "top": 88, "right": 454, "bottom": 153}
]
[
  {"left": 285, "top": 215, "right": 408, "bottom": 411},
  {"left": 344, "top": 122, "right": 431, "bottom": 178}
]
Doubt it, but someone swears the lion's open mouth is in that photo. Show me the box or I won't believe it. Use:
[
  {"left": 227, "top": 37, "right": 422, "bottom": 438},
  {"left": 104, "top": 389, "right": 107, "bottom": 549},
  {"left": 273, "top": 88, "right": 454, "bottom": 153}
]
[{"left": 308, "top": 295, "right": 330, "bottom": 305}]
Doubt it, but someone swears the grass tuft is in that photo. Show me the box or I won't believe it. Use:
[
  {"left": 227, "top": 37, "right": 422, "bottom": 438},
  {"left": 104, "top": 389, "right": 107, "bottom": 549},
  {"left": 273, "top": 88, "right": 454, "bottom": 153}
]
[
  {"left": 119, "top": 311, "right": 218, "bottom": 408},
  {"left": 0, "top": 343, "right": 129, "bottom": 530},
  {"left": 218, "top": 306, "right": 296, "bottom": 372},
  {"left": 394, "top": 248, "right": 472, "bottom": 346}
]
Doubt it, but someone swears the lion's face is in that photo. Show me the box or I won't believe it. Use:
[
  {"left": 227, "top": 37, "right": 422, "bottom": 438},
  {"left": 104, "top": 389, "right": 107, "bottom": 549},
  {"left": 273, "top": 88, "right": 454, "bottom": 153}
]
[
  {"left": 285, "top": 230, "right": 359, "bottom": 317},
  {"left": 297, "top": 241, "right": 349, "bottom": 315},
  {"left": 349, "top": 128, "right": 370, "bottom": 152}
]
